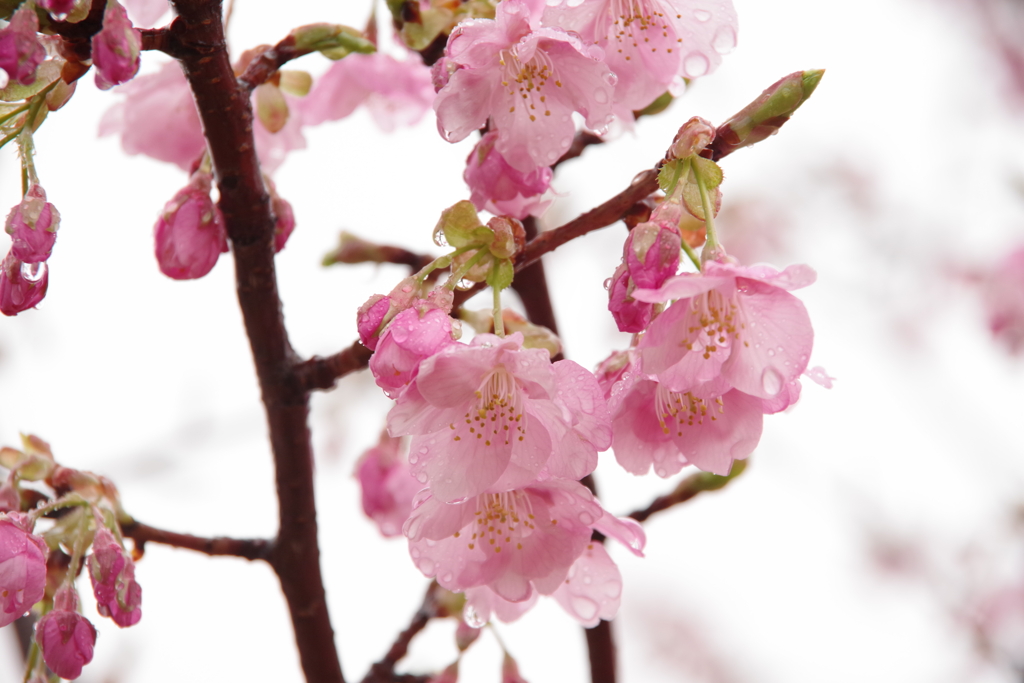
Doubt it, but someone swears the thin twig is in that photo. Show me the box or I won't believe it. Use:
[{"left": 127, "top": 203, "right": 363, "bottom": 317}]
[
  {"left": 237, "top": 36, "right": 309, "bottom": 92},
  {"left": 627, "top": 460, "right": 749, "bottom": 524},
  {"left": 360, "top": 582, "right": 443, "bottom": 683},
  {"left": 121, "top": 521, "right": 271, "bottom": 560},
  {"left": 294, "top": 341, "right": 373, "bottom": 392}
]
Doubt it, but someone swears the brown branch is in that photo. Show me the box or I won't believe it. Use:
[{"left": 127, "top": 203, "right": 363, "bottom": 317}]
[
  {"left": 627, "top": 459, "right": 749, "bottom": 524},
  {"left": 140, "top": 27, "right": 176, "bottom": 55},
  {"left": 511, "top": 216, "right": 561, "bottom": 337},
  {"left": 552, "top": 131, "right": 604, "bottom": 170},
  {"left": 295, "top": 340, "right": 373, "bottom": 392},
  {"left": 121, "top": 521, "right": 270, "bottom": 560},
  {"left": 237, "top": 36, "right": 310, "bottom": 92},
  {"left": 166, "top": 1, "right": 343, "bottom": 681},
  {"left": 360, "top": 582, "right": 443, "bottom": 683}
]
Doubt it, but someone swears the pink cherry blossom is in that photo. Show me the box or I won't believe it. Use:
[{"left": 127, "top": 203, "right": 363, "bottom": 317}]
[
  {"left": 551, "top": 542, "right": 621, "bottom": 627},
  {"left": 464, "top": 585, "right": 539, "bottom": 626},
  {"left": 358, "top": 294, "right": 391, "bottom": 351},
  {"left": 370, "top": 303, "right": 458, "bottom": 398},
  {"left": 0, "top": 5, "right": 45, "bottom": 86},
  {"left": 607, "top": 262, "right": 654, "bottom": 333},
  {"left": 984, "top": 245, "right": 1024, "bottom": 354},
  {"left": 0, "top": 252, "right": 48, "bottom": 316},
  {"left": 88, "top": 526, "right": 142, "bottom": 627},
  {"left": 435, "top": 0, "right": 616, "bottom": 173},
  {"left": 404, "top": 479, "right": 602, "bottom": 602},
  {"left": 302, "top": 52, "right": 434, "bottom": 132},
  {"left": 608, "top": 219, "right": 681, "bottom": 332},
  {"left": 92, "top": 1, "right": 142, "bottom": 90},
  {"left": 0, "top": 512, "right": 47, "bottom": 628},
  {"left": 153, "top": 171, "right": 228, "bottom": 280},
  {"left": 464, "top": 131, "right": 553, "bottom": 219},
  {"left": 542, "top": 0, "right": 738, "bottom": 111},
  {"left": 99, "top": 61, "right": 206, "bottom": 171},
  {"left": 356, "top": 433, "right": 422, "bottom": 538},
  {"left": 36, "top": 587, "right": 96, "bottom": 680},
  {"left": 5, "top": 184, "right": 60, "bottom": 263},
  {"left": 388, "top": 332, "right": 610, "bottom": 503},
  {"left": 634, "top": 260, "right": 815, "bottom": 400}
]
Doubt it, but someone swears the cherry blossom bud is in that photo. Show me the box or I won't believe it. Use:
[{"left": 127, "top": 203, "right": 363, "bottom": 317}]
[
  {"left": 370, "top": 303, "right": 457, "bottom": 398},
  {"left": 88, "top": 526, "right": 142, "bottom": 627},
  {"left": 38, "top": 0, "right": 77, "bottom": 18},
  {"left": 454, "top": 619, "right": 480, "bottom": 651},
  {"left": 607, "top": 262, "right": 652, "bottom": 334},
  {"left": 0, "top": 5, "right": 45, "bottom": 86},
  {"left": 0, "top": 252, "right": 48, "bottom": 316},
  {"left": 486, "top": 216, "right": 525, "bottom": 260},
  {"left": 356, "top": 433, "right": 420, "bottom": 537},
  {"left": 669, "top": 116, "right": 716, "bottom": 160},
  {"left": 624, "top": 221, "right": 680, "bottom": 290},
  {"left": 0, "top": 512, "right": 48, "bottom": 628},
  {"left": 6, "top": 185, "right": 60, "bottom": 263},
  {"left": 36, "top": 587, "right": 97, "bottom": 680},
  {"left": 711, "top": 70, "right": 824, "bottom": 159},
  {"left": 464, "top": 132, "right": 553, "bottom": 220},
  {"left": 154, "top": 171, "right": 228, "bottom": 280},
  {"left": 357, "top": 294, "right": 390, "bottom": 350},
  {"left": 92, "top": 1, "right": 142, "bottom": 90},
  {"left": 502, "top": 653, "right": 529, "bottom": 683}
]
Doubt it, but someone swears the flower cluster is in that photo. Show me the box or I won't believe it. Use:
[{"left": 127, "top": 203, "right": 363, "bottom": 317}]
[{"left": 0, "top": 436, "right": 142, "bottom": 680}]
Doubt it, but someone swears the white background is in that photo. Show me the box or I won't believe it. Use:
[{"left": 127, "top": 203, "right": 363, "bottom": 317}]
[{"left": 3, "top": 0, "right": 1024, "bottom": 681}]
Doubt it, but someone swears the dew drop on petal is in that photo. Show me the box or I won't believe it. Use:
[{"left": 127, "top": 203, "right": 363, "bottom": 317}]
[
  {"left": 416, "top": 472, "right": 428, "bottom": 484},
  {"left": 582, "top": 575, "right": 593, "bottom": 585},
  {"left": 594, "top": 88, "right": 609, "bottom": 104},
  {"left": 712, "top": 26, "right": 737, "bottom": 54},
  {"left": 20, "top": 261, "right": 45, "bottom": 283},
  {"left": 410, "top": 547, "right": 421, "bottom": 559},
  {"left": 682, "top": 52, "right": 710, "bottom": 78},
  {"left": 761, "top": 367, "right": 783, "bottom": 396},
  {"left": 694, "top": 9, "right": 711, "bottom": 21},
  {"left": 655, "top": 467, "right": 667, "bottom": 477},
  {"left": 408, "top": 453, "right": 418, "bottom": 464},
  {"left": 442, "top": 572, "right": 454, "bottom": 583},
  {"left": 417, "top": 558, "right": 436, "bottom": 575},
  {"left": 766, "top": 349, "right": 775, "bottom": 357},
  {"left": 465, "top": 604, "right": 487, "bottom": 628},
  {"left": 570, "top": 596, "right": 599, "bottom": 621},
  {"left": 578, "top": 512, "right": 595, "bottom": 525}
]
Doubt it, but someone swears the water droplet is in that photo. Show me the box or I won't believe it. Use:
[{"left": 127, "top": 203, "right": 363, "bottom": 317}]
[
  {"left": 416, "top": 472, "right": 428, "bottom": 484},
  {"left": 712, "top": 26, "right": 737, "bottom": 54},
  {"left": 694, "top": 9, "right": 711, "bottom": 21},
  {"left": 442, "top": 572, "right": 454, "bottom": 583},
  {"left": 594, "top": 88, "right": 609, "bottom": 104},
  {"left": 761, "top": 367, "right": 783, "bottom": 396},
  {"left": 766, "top": 349, "right": 775, "bottom": 357},
  {"left": 655, "top": 467, "right": 667, "bottom": 477},
  {"left": 683, "top": 52, "right": 709, "bottom": 78},
  {"left": 417, "top": 558, "right": 436, "bottom": 575},
  {"left": 582, "top": 575, "right": 593, "bottom": 585},
  {"left": 570, "top": 596, "right": 599, "bottom": 621},
  {"left": 20, "top": 261, "right": 45, "bottom": 283},
  {"left": 401, "top": 285, "right": 413, "bottom": 293},
  {"left": 464, "top": 605, "right": 487, "bottom": 628},
  {"left": 578, "top": 512, "right": 595, "bottom": 525},
  {"left": 410, "top": 547, "right": 421, "bottom": 559},
  {"left": 408, "top": 453, "right": 419, "bottom": 464}
]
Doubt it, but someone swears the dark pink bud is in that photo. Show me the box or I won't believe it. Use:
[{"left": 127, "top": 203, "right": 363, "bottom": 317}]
[
  {"left": 0, "top": 5, "right": 45, "bottom": 86},
  {"left": 88, "top": 526, "right": 142, "bottom": 627},
  {"left": 6, "top": 185, "right": 60, "bottom": 263},
  {"left": 465, "top": 132, "right": 552, "bottom": 220},
  {"left": 607, "top": 262, "right": 652, "bottom": 333},
  {"left": 669, "top": 116, "right": 716, "bottom": 159},
  {"left": 92, "top": 1, "right": 141, "bottom": 90},
  {"left": 357, "top": 294, "right": 390, "bottom": 350},
  {"left": 0, "top": 252, "right": 48, "bottom": 316},
  {"left": 37, "top": 0, "right": 76, "bottom": 17},
  {"left": 36, "top": 588, "right": 96, "bottom": 680},
  {"left": 0, "top": 512, "right": 48, "bottom": 628},
  {"left": 369, "top": 304, "right": 455, "bottom": 398},
  {"left": 624, "top": 221, "right": 680, "bottom": 290},
  {"left": 154, "top": 172, "right": 228, "bottom": 280}
]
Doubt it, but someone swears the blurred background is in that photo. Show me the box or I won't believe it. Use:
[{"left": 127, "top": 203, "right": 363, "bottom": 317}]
[{"left": 3, "top": 0, "right": 1024, "bottom": 680}]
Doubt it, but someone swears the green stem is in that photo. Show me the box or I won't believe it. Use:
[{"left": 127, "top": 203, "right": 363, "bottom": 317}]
[
  {"left": 22, "top": 641, "right": 40, "bottom": 683},
  {"left": 0, "top": 103, "right": 29, "bottom": 128},
  {"left": 445, "top": 249, "right": 489, "bottom": 290},
  {"left": 691, "top": 161, "right": 719, "bottom": 256},
  {"left": 492, "top": 287, "right": 504, "bottom": 337},
  {"left": 680, "top": 240, "right": 701, "bottom": 271}
]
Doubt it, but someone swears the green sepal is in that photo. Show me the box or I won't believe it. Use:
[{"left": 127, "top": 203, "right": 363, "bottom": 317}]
[
  {"left": 658, "top": 158, "right": 689, "bottom": 195},
  {"left": 691, "top": 156, "right": 723, "bottom": 189},
  {"left": 291, "top": 24, "right": 376, "bottom": 58},
  {"left": 634, "top": 91, "right": 674, "bottom": 119},
  {"left": 0, "top": 61, "right": 60, "bottom": 103},
  {"left": 434, "top": 200, "right": 482, "bottom": 247},
  {"left": 278, "top": 70, "right": 312, "bottom": 97},
  {"left": 486, "top": 258, "right": 514, "bottom": 292}
]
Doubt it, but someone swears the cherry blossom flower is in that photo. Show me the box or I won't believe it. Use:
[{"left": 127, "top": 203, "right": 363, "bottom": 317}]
[
  {"left": 36, "top": 587, "right": 96, "bottom": 680},
  {"left": 92, "top": 1, "right": 142, "bottom": 90},
  {"left": 543, "top": 0, "right": 738, "bottom": 112},
  {"left": 434, "top": 0, "right": 616, "bottom": 173},
  {"left": 388, "top": 332, "right": 610, "bottom": 503},
  {"left": 153, "top": 171, "right": 228, "bottom": 280},
  {"left": 0, "top": 5, "right": 45, "bottom": 86},
  {"left": 404, "top": 479, "right": 604, "bottom": 601},
  {"left": 464, "top": 131, "right": 553, "bottom": 219},
  {"left": 301, "top": 52, "right": 434, "bottom": 132},
  {"left": 0, "top": 252, "right": 48, "bottom": 316},
  {"left": 983, "top": 245, "right": 1024, "bottom": 354},
  {"left": 464, "top": 585, "right": 539, "bottom": 626},
  {"left": 0, "top": 512, "right": 47, "bottom": 628},
  {"left": 370, "top": 302, "right": 458, "bottom": 398},
  {"left": 608, "top": 218, "right": 681, "bottom": 333},
  {"left": 5, "top": 184, "right": 60, "bottom": 263},
  {"left": 355, "top": 433, "right": 422, "bottom": 538},
  {"left": 633, "top": 260, "right": 815, "bottom": 400},
  {"left": 88, "top": 526, "right": 142, "bottom": 627}
]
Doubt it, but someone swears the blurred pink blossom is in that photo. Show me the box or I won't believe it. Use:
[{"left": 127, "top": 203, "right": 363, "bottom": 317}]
[
  {"left": 36, "top": 587, "right": 96, "bottom": 680},
  {"left": 983, "top": 245, "right": 1024, "bottom": 354},
  {"left": 0, "top": 512, "right": 47, "bottom": 627},
  {"left": 88, "top": 526, "right": 142, "bottom": 627},
  {"left": 0, "top": 5, "right": 44, "bottom": 86},
  {"left": 92, "top": 1, "right": 142, "bottom": 90},
  {"left": 356, "top": 433, "right": 422, "bottom": 538},
  {"left": 464, "top": 131, "right": 553, "bottom": 219},
  {"left": 5, "top": 184, "right": 59, "bottom": 264},
  {"left": 153, "top": 171, "right": 228, "bottom": 280}
]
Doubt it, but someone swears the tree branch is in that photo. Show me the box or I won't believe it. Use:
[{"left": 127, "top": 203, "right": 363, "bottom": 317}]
[
  {"left": 294, "top": 341, "right": 373, "bottom": 392},
  {"left": 627, "top": 459, "right": 748, "bottom": 524},
  {"left": 237, "top": 36, "right": 310, "bottom": 92},
  {"left": 360, "top": 582, "right": 443, "bottom": 683},
  {"left": 121, "top": 521, "right": 270, "bottom": 560},
  {"left": 166, "top": 1, "right": 343, "bottom": 681}
]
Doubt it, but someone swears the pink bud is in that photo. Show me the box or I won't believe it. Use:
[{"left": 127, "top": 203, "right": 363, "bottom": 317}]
[
  {"left": 36, "top": 588, "right": 96, "bottom": 680},
  {"left": 92, "top": 1, "right": 142, "bottom": 90},
  {"left": 370, "top": 304, "right": 456, "bottom": 398},
  {"left": 0, "top": 252, "right": 48, "bottom": 316},
  {"left": 355, "top": 433, "right": 420, "bottom": 538},
  {"left": 607, "top": 262, "right": 652, "bottom": 333},
  {"left": 0, "top": 5, "right": 45, "bottom": 86},
  {"left": 357, "top": 294, "right": 390, "bottom": 350},
  {"left": 6, "top": 185, "right": 60, "bottom": 263},
  {"left": 88, "top": 526, "right": 142, "bottom": 627},
  {"left": 624, "top": 221, "right": 680, "bottom": 290},
  {"left": 670, "top": 116, "right": 716, "bottom": 159},
  {"left": 0, "top": 512, "right": 48, "bottom": 628},
  {"left": 464, "top": 132, "right": 552, "bottom": 220},
  {"left": 37, "top": 0, "right": 76, "bottom": 17},
  {"left": 502, "top": 653, "right": 529, "bottom": 683},
  {"left": 454, "top": 619, "right": 480, "bottom": 651},
  {"left": 154, "top": 172, "right": 228, "bottom": 280}
]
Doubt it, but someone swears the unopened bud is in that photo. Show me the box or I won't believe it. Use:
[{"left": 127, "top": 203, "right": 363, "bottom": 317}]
[
  {"left": 0, "top": 252, "right": 47, "bottom": 316},
  {"left": 669, "top": 116, "right": 715, "bottom": 160},
  {"left": 6, "top": 184, "right": 59, "bottom": 263},
  {"left": 486, "top": 216, "right": 525, "bottom": 260},
  {"left": 92, "top": 1, "right": 141, "bottom": 90},
  {"left": 291, "top": 23, "right": 375, "bottom": 58}
]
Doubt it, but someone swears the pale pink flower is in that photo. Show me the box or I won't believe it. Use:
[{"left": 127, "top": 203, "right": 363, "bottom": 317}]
[
  {"left": 92, "top": 1, "right": 142, "bottom": 90},
  {"left": 88, "top": 526, "right": 142, "bottom": 627},
  {"left": 388, "top": 332, "right": 610, "bottom": 502},
  {"left": 36, "top": 587, "right": 96, "bottom": 680},
  {"left": 435, "top": 0, "right": 616, "bottom": 172},
  {"left": 99, "top": 61, "right": 206, "bottom": 171},
  {"left": 634, "top": 260, "right": 815, "bottom": 400},
  {"left": 302, "top": 52, "right": 434, "bottom": 131},
  {"left": 984, "top": 246, "right": 1024, "bottom": 354},
  {"left": 0, "top": 5, "right": 45, "bottom": 86},
  {"left": 464, "top": 585, "right": 539, "bottom": 626},
  {"left": 121, "top": 0, "right": 170, "bottom": 27},
  {"left": 464, "top": 131, "right": 553, "bottom": 219},
  {"left": 0, "top": 512, "right": 47, "bottom": 627},
  {"left": 5, "top": 184, "right": 60, "bottom": 263},
  {"left": 153, "top": 171, "right": 228, "bottom": 280},
  {"left": 0, "top": 252, "right": 48, "bottom": 316},
  {"left": 370, "top": 303, "right": 458, "bottom": 398},
  {"left": 404, "top": 479, "right": 603, "bottom": 601},
  {"left": 356, "top": 433, "right": 422, "bottom": 537},
  {"left": 542, "top": 0, "right": 738, "bottom": 111}
]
